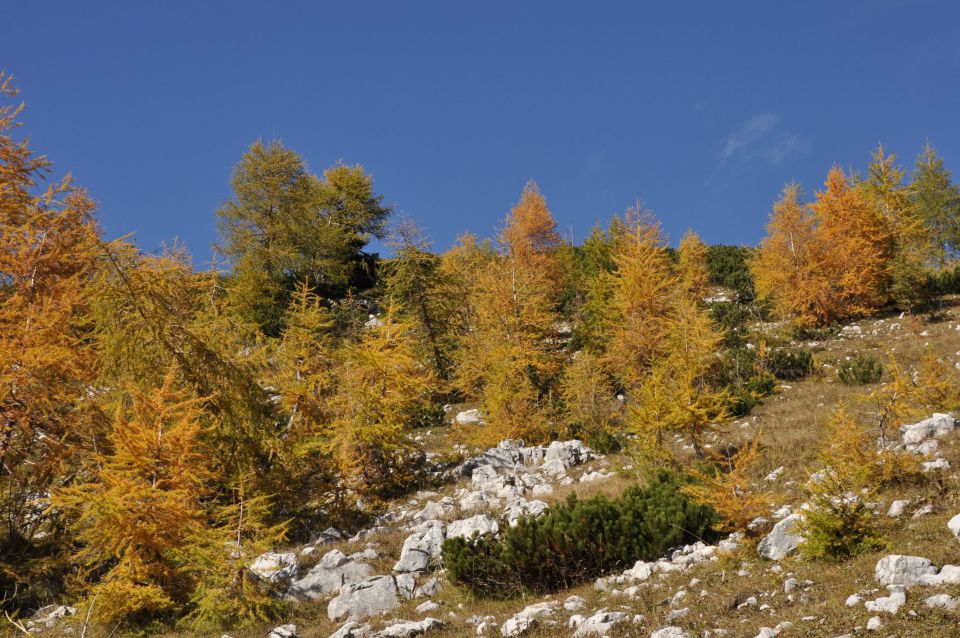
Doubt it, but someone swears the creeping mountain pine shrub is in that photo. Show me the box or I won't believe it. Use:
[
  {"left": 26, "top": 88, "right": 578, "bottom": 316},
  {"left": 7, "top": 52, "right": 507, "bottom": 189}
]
[{"left": 442, "top": 472, "right": 716, "bottom": 598}]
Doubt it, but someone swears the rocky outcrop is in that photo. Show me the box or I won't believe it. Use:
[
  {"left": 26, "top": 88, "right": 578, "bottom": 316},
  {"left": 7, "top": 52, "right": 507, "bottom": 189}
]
[
  {"left": 328, "top": 575, "right": 416, "bottom": 622},
  {"left": 287, "top": 549, "right": 374, "bottom": 600},
  {"left": 394, "top": 521, "right": 445, "bottom": 573},
  {"left": 446, "top": 514, "right": 499, "bottom": 540}
]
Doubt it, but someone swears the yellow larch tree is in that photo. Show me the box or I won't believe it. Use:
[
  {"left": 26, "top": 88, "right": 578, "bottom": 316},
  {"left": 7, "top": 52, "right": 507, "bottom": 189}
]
[
  {"left": 750, "top": 184, "right": 823, "bottom": 324},
  {"left": 454, "top": 183, "right": 566, "bottom": 443},
  {"left": 605, "top": 207, "right": 676, "bottom": 388},
  {"left": 677, "top": 229, "right": 710, "bottom": 299},
  {"left": 327, "top": 306, "right": 439, "bottom": 503},
  {"left": 54, "top": 370, "right": 211, "bottom": 624},
  {"left": 0, "top": 73, "right": 107, "bottom": 600},
  {"left": 809, "top": 167, "right": 892, "bottom": 322},
  {"left": 682, "top": 434, "right": 771, "bottom": 534}
]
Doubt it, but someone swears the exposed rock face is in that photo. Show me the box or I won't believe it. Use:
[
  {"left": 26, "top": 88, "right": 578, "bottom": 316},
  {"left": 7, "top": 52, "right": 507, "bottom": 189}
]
[
  {"left": 393, "top": 520, "right": 445, "bottom": 573},
  {"left": 446, "top": 514, "right": 499, "bottom": 540},
  {"left": 328, "top": 575, "right": 416, "bottom": 622},
  {"left": 287, "top": 549, "right": 374, "bottom": 600},
  {"left": 874, "top": 555, "right": 937, "bottom": 586},
  {"left": 757, "top": 514, "right": 804, "bottom": 560},
  {"left": 250, "top": 551, "right": 298, "bottom": 584},
  {"left": 650, "top": 628, "right": 691, "bottom": 638}
]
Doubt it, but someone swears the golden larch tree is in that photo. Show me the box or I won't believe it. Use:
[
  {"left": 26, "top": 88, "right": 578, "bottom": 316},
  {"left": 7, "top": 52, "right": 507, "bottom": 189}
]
[
  {"left": 54, "top": 370, "right": 210, "bottom": 624},
  {"left": 605, "top": 208, "right": 675, "bottom": 388},
  {"left": 677, "top": 229, "right": 710, "bottom": 299}
]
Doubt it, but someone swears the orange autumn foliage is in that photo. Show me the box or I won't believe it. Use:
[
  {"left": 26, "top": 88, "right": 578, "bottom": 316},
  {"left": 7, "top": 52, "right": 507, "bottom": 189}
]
[{"left": 752, "top": 169, "right": 892, "bottom": 326}]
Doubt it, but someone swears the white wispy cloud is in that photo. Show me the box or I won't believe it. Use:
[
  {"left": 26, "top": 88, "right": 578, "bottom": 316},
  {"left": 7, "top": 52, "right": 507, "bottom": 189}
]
[{"left": 719, "top": 113, "right": 807, "bottom": 167}]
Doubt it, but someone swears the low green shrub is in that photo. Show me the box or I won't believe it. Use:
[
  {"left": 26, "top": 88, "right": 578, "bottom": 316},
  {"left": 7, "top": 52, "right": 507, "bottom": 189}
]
[
  {"left": 837, "top": 353, "right": 883, "bottom": 385},
  {"left": 705, "top": 245, "right": 756, "bottom": 301},
  {"left": 765, "top": 348, "right": 814, "bottom": 381},
  {"left": 791, "top": 324, "right": 840, "bottom": 342},
  {"left": 442, "top": 472, "right": 716, "bottom": 598}
]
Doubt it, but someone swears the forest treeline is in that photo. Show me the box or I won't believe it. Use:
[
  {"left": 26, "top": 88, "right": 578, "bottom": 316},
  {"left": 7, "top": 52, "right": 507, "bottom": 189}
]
[{"left": 3, "top": 72, "right": 960, "bottom": 629}]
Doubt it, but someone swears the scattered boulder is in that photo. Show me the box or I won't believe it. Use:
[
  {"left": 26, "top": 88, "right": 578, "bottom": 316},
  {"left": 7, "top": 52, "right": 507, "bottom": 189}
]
[
  {"left": 757, "top": 514, "right": 804, "bottom": 560},
  {"left": 921, "top": 458, "right": 951, "bottom": 472},
  {"left": 288, "top": 549, "right": 374, "bottom": 600},
  {"left": 571, "top": 609, "right": 628, "bottom": 637},
  {"left": 414, "top": 576, "right": 443, "bottom": 598},
  {"left": 865, "top": 587, "right": 906, "bottom": 614},
  {"left": 563, "top": 595, "right": 587, "bottom": 612},
  {"left": 925, "top": 593, "right": 960, "bottom": 610},
  {"left": 948, "top": 513, "right": 960, "bottom": 543},
  {"left": 504, "top": 499, "right": 548, "bottom": 526},
  {"left": 394, "top": 521, "right": 445, "bottom": 573},
  {"left": 650, "top": 628, "right": 691, "bottom": 638},
  {"left": 499, "top": 601, "right": 558, "bottom": 636},
  {"left": 26, "top": 605, "right": 75, "bottom": 632},
  {"left": 268, "top": 625, "right": 298, "bottom": 638},
  {"left": 539, "top": 458, "right": 568, "bottom": 480},
  {"left": 455, "top": 409, "right": 484, "bottom": 426},
  {"left": 327, "top": 575, "right": 415, "bottom": 622},
  {"left": 900, "top": 413, "right": 955, "bottom": 445},
  {"left": 415, "top": 600, "right": 440, "bottom": 614},
  {"left": 544, "top": 440, "right": 589, "bottom": 466},
  {"left": 875, "top": 555, "right": 937, "bottom": 586},
  {"left": 372, "top": 618, "right": 443, "bottom": 638},
  {"left": 312, "top": 527, "right": 345, "bottom": 545},
  {"left": 326, "top": 622, "right": 372, "bottom": 638},
  {"left": 887, "top": 500, "right": 910, "bottom": 517},
  {"left": 250, "top": 552, "right": 298, "bottom": 585},
  {"left": 412, "top": 500, "right": 454, "bottom": 524},
  {"left": 446, "top": 514, "right": 499, "bottom": 540}
]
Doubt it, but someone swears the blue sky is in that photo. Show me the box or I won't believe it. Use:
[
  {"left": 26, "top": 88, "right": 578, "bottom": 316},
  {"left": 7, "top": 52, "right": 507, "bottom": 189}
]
[{"left": 4, "top": 1, "right": 959, "bottom": 263}]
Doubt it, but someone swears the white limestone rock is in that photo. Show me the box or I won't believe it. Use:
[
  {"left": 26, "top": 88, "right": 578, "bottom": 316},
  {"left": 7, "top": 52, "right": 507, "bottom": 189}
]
[
  {"left": 865, "top": 588, "right": 906, "bottom": 614},
  {"left": 875, "top": 555, "right": 937, "bottom": 586},
  {"left": 327, "top": 575, "right": 415, "bottom": 622},
  {"left": 900, "top": 413, "right": 955, "bottom": 445},
  {"left": 948, "top": 513, "right": 960, "bottom": 543},
  {"left": 394, "top": 521, "right": 445, "bottom": 573},
  {"left": 372, "top": 618, "right": 443, "bottom": 638},
  {"left": 924, "top": 593, "right": 959, "bottom": 610},
  {"left": 288, "top": 549, "right": 374, "bottom": 600},
  {"left": 250, "top": 552, "right": 298, "bottom": 585},
  {"left": 887, "top": 499, "right": 910, "bottom": 517},
  {"left": 268, "top": 625, "right": 298, "bottom": 638},
  {"left": 455, "top": 409, "right": 484, "bottom": 426},
  {"left": 499, "top": 601, "right": 557, "bottom": 636},
  {"left": 571, "top": 609, "right": 628, "bottom": 637},
  {"left": 757, "top": 514, "right": 804, "bottom": 560},
  {"left": 447, "top": 514, "right": 499, "bottom": 541}
]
